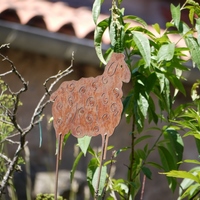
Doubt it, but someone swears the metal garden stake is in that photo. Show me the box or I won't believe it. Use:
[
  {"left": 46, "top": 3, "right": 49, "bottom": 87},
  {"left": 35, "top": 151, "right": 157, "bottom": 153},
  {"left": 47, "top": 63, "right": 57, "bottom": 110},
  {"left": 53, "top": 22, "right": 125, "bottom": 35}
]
[{"left": 51, "top": 52, "right": 131, "bottom": 199}]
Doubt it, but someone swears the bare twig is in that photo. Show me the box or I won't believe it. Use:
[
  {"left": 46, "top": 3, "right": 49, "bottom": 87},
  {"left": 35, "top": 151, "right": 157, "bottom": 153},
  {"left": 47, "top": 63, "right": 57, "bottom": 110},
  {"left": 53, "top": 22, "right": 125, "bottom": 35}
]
[
  {"left": 0, "top": 51, "right": 74, "bottom": 196},
  {"left": 0, "top": 70, "right": 13, "bottom": 76},
  {"left": 95, "top": 134, "right": 108, "bottom": 200},
  {"left": 54, "top": 134, "right": 62, "bottom": 200},
  {"left": 0, "top": 153, "right": 11, "bottom": 163}
]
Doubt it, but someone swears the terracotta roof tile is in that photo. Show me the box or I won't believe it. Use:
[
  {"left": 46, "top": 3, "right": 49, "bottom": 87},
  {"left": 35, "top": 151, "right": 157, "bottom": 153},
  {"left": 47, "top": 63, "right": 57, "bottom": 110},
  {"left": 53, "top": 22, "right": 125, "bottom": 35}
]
[
  {"left": 0, "top": 0, "right": 110, "bottom": 43},
  {"left": 0, "top": 0, "right": 187, "bottom": 52}
]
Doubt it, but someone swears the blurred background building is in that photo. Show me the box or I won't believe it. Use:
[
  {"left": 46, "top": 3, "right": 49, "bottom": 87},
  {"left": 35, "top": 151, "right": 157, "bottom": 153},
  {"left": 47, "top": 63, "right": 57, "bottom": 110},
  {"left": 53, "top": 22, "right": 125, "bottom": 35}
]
[{"left": 0, "top": 0, "right": 197, "bottom": 199}]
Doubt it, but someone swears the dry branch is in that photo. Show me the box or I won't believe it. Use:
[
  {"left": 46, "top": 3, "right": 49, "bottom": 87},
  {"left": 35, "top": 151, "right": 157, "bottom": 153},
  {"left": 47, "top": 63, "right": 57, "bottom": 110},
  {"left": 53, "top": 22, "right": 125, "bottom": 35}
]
[{"left": 0, "top": 50, "right": 73, "bottom": 196}]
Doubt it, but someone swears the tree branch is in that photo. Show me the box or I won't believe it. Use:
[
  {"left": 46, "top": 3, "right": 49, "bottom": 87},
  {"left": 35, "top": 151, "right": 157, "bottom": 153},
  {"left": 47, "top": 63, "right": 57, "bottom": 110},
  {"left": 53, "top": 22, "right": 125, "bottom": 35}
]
[{"left": 0, "top": 51, "right": 74, "bottom": 196}]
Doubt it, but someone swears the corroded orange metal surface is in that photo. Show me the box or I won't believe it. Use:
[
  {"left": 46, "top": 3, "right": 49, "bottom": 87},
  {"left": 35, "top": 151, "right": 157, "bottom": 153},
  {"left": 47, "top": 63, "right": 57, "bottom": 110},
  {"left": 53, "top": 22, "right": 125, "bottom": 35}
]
[{"left": 51, "top": 52, "right": 131, "bottom": 149}]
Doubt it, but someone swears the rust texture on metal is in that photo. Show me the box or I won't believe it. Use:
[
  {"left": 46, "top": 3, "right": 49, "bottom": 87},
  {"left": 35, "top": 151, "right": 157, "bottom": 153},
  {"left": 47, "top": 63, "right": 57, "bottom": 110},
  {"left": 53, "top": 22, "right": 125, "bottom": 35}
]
[{"left": 51, "top": 52, "right": 131, "bottom": 149}]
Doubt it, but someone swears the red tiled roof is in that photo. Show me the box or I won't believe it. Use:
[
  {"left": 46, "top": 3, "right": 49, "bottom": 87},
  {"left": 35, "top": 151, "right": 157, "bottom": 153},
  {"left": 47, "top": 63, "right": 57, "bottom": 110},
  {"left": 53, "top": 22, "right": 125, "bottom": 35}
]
[
  {"left": 0, "top": 0, "right": 187, "bottom": 52},
  {"left": 0, "top": 0, "right": 110, "bottom": 43}
]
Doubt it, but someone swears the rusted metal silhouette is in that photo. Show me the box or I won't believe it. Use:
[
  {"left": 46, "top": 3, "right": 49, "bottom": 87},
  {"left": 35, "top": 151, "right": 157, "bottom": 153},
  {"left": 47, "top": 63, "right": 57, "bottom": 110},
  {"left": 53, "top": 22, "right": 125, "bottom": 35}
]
[
  {"left": 51, "top": 52, "right": 130, "bottom": 199},
  {"left": 51, "top": 52, "right": 131, "bottom": 158}
]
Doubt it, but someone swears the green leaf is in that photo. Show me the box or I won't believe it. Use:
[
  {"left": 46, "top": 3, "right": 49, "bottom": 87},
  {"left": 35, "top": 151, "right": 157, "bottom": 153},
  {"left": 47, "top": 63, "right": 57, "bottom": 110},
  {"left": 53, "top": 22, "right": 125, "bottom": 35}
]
[
  {"left": 135, "top": 149, "right": 146, "bottom": 160},
  {"left": 179, "top": 21, "right": 191, "bottom": 36},
  {"left": 92, "top": 166, "right": 107, "bottom": 196},
  {"left": 114, "top": 146, "right": 130, "bottom": 157},
  {"left": 155, "top": 72, "right": 165, "bottom": 93},
  {"left": 129, "top": 26, "right": 156, "bottom": 40},
  {"left": 152, "top": 23, "right": 161, "bottom": 34},
  {"left": 141, "top": 166, "right": 152, "bottom": 179},
  {"left": 128, "top": 173, "right": 141, "bottom": 199},
  {"left": 147, "top": 161, "right": 163, "bottom": 170},
  {"left": 170, "top": 4, "right": 181, "bottom": 29},
  {"left": 87, "top": 158, "right": 99, "bottom": 195},
  {"left": 94, "top": 18, "right": 110, "bottom": 64},
  {"left": 191, "top": 80, "right": 200, "bottom": 101},
  {"left": 134, "top": 135, "right": 152, "bottom": 146},
  {"left": 164, "top": 170, "right": 200, "bottom": 183},
  {"left": 180, "top": 183, "right": 200, "bottom": 199},
  {"left": 164, "top": 128, "right": 184, "bottom": 165},
  {"left": 195, "top": 18, "right": 200, "bottom": 45},
  {"left": 132, "top": 31, "right": 151, "bottom": 66},
  {"left": 157, "top": 43, "right": 175, "bottom": 62},
  {"left": 92, "top": 0, "right": 103, "bottom": 24},
  {"left": 158, "top": 146, "right": 177, "bottom": 191},
  {"left": 138, "top": 93, "right": 149, "bottom": 118},
  {"left": 123, "top": 91, "right": 134, "bottom": 123},
  {"left": 78, "top": 135, "right": 91, "bottom": 156},
  {"left": 182, "top": 159, "right": 200, "bottom": 165},
  {"left": 123, "top": 15, "right": 147, "bottom": 27},
  {"left": 166, "top": 74, "right": 186, "bottom": 96},
  {"left": 113, "top": 179, "right": 129, "bottom": 194},
  {"left": 17, "top": 157, "right": 25, "bottom": 165},
  {"left": 189, "top": 8, "right": 195, "bottom": 25},
  {"left": 158, "top": 146, "right": 177, "bottom": 171},
  {"left": 179, "top": 176, "right": 195, "bottom": 197},
  {"left": 146, "top": 73, "right": 157, "bottom": 94},
  {"left": 70, "top": 151, "right": 83, "bottom": 183},
  {"left": 185, "top": 37, "right": 200, "bottom": 69},
  {"left": 109, "top": 19, "right": 117, "bottom": 49},
  {"left": 195, "top": 138, "right": 200, "bottom": 155}
]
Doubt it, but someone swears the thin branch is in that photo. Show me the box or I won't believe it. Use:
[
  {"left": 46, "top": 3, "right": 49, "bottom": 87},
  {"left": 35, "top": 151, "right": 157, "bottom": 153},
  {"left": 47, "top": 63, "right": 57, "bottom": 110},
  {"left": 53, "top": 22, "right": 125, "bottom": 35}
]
[
  {"left": 0, "top": 52, "right": 74, "bottom": 196},
  {"left": 0, "top": 53, "right": 28, "bottom": 134},
  {"left": 5, "top": 139, "right": 20, "bottom": 145},
  {"left": 0, "top": 44, "right": 10, "bottom": 49},
  {"left": 0, "top": 153, "right": 11, "bottom": 164},
  {"left": 0, "top": 132, "right": 21, "bottom": 145},
  {"left": 0, "top": 70, "right": 13, "bottom": 77}
]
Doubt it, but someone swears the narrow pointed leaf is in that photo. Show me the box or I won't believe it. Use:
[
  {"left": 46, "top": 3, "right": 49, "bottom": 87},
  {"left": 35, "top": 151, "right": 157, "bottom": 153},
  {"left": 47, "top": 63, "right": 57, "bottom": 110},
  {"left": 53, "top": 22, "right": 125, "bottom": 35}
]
[
  {"left": 92, "top": 0, "right": 102, "bottom": 24},
  {"left": 170, "top": 4, "right": 181, "bottom": 29},
  {"left": 183, "top": 159, "right": 200, "bottom": 165},
  {"left": 157, "top": 43, "right": 175, "bottom": 62},
  {"left": 141, "top": 166, "right": 152, "bottom": 179},
  {"left": 134, "top": 135, "right": 152, "bottom": 146},
  {"left": 87, "top": 158, "right": 98, "bottom": 195},
  {"left": 78, "top": 135, "right": 91, "bottom": 156},
  {"left": 152, "top": 23, "right": 160, "bottom": 34},
  {"left": 123, "top": 15, "right": 147, "bottom": 27},
  {"left": 92, "top": 166, "right": 107, "bottom": 195},
  {"left": 196, "top": 18, "right": 200, "bottom": 45},
  {"left": 156, "top": 72, "right": 165, "bottom": 93},
  {"left": 166, "top": 74, "right": 186, "bottom": 96},
  {"left": 185, "top": 37, "right": 200, "bottom": 69},
  {"left": 180, "top": 184, "right": 200, "bottom": 199},
  {"left": 70, "top": 151, "right": 83, "bottom": 183},
  {"left": 164, "top": 128, "right": 184, "bottom": 164},
  {"left": 158, "top": 146, "right": 177, "bottom": 171},
  {"left": 132, "top": 31, "right": 151, "bottom": 66},
  {"left": 164, "top": 170, "right": 200, "bottom": 183},
  {"left": 158, "top": 146, "right": 178, "bottom": 191},
  {"left": 94, "top": 18, "right": 110, "bottom": 64},
  {"left": 138, "top": 93, "right": 148, "bottom": 118},
  {"left": 189, "top": 8, "right": 195, "bottom": 25}
]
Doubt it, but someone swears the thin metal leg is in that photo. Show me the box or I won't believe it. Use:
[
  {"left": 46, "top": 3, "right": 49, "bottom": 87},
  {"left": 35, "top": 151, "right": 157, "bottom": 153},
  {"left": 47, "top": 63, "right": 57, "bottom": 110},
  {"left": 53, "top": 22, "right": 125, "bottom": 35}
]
[
  {"left": 95, "top": 134, "right": 108, "bottom": 199},
  {"left": 55, "top": 134, "right": 62, "bottom": 200}
]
